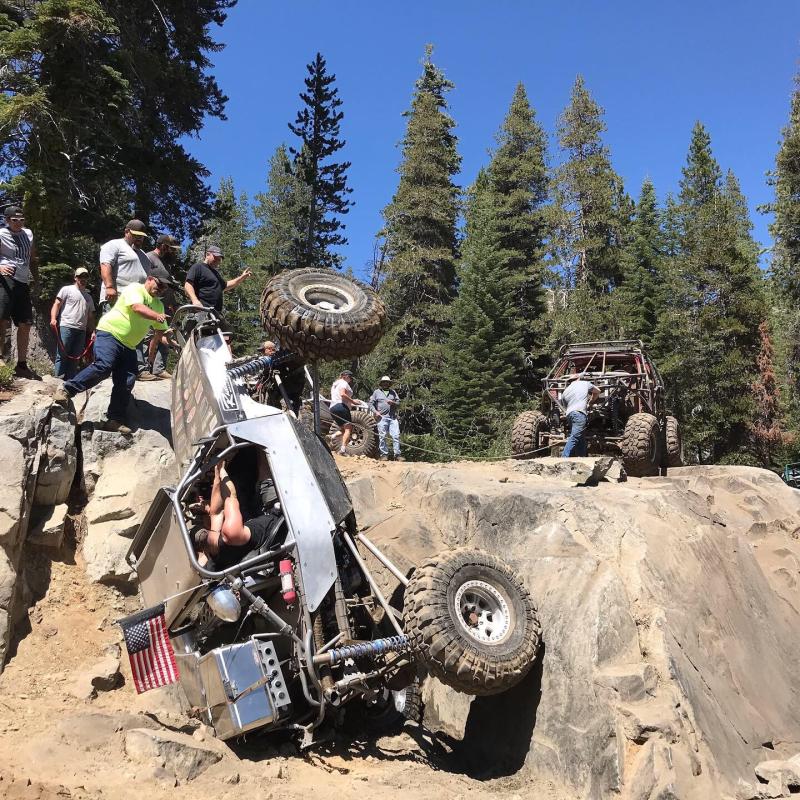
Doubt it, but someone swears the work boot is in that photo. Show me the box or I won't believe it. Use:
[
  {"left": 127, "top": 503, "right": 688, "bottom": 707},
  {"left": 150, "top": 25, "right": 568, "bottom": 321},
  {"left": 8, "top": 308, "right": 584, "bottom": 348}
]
[
  {"left": 52, "top": 385, "right": 71, "bottom": 406},
  {"left": 395, "top": 455, "right": 405, "bottom": 462},
  {"left": 100, "top": 419, "right": 132, "bottom": 434},
  {"left": 338, "top": 447, "right": 349, "bottom": 457},
  {"left": 379, "top": 454, "right": 388, "bottom": 461},
  {"left": 136, "top": 371, "right": 159, "bottom": 382},
  {"left": 155, "top": 370, "right": 172, "bottom": 380}
]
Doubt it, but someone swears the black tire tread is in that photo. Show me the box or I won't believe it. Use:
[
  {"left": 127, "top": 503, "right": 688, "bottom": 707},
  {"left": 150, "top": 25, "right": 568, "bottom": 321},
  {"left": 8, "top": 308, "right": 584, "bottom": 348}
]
[
  {"left": 260, "top": 268, "right": 388, "bottom": 361},
  {"left": 666, "top": 415, "right": 682, "bottom": 468},
  {"left": 621, "top": 412, "right": 660, "bottom": 476},
  {"left": 345, "top": 409, "right": 379, "bottom": 458},
  {"left": 403, "top": 548, "right": 541, "bottom": 696},
  {"left": 511, "top": 410, "right": 549, "bottom": 460}
]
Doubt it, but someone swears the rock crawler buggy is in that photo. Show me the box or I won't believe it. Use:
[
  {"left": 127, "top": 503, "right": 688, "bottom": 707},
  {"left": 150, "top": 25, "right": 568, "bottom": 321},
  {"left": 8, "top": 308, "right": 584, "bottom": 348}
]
[
  {"left": 128, "top": 269, "right": 541, "bottom": 745},
  {"left": 512, "top": 340, "right": 682, "bottom": 476}
]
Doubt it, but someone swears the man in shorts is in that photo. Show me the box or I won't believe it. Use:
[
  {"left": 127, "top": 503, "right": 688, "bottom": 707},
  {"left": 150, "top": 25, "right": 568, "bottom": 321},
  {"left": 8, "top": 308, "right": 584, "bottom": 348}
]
[
  {"left": 50, "top": 267, "right": 95, "bottom": 380},
  {"left": 329, "top": 369, "right": 366, "bottom": 456},
  {"left": 0, "top": 205, "right": 37, "bottom": 377}
]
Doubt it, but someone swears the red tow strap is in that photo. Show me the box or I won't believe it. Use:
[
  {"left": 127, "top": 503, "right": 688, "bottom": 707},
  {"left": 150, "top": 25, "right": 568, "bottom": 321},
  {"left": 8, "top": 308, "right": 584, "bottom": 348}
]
[{"left": 50, "top": 322, "right": 96, "bottom": 361}]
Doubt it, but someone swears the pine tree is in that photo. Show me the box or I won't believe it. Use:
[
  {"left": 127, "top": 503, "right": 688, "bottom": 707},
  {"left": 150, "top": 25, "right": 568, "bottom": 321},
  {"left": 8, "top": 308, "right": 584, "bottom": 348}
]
[
  {"left": 251, "top": 145, "right": 308, "bottom": 275},
  {"left": 289, "top": 53, "right": 352, "bottom": 270},
  {"left": 655, "top": 124, "right": 766, "bottom": 461},
  {"left": 0, "top": 0, "right": 234, "bottom": 292},
  {"left": 484, "top": 82, "right": 550, "bottom": 395},
  {"left": 436, "top": 171, "right": 520, "bottom": 451},
  {"left": 378, "top": 45, "right": 461, "bottom": 432},
  {"left": 614, "top": 178, "right": 663, "bottom": 345}
]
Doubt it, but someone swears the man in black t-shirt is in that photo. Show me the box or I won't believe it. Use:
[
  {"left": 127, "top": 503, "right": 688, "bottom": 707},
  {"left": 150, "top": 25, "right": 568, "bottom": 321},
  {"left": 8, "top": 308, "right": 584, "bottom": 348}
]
[{"left": 183, "top": 245, "right": 251, "bottom": 320}]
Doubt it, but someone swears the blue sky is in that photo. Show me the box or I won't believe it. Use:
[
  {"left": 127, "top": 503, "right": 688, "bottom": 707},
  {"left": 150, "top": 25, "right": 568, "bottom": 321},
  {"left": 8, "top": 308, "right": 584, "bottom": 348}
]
[{"left": 187, "top": 1, "right": 800, "bottom": 278}]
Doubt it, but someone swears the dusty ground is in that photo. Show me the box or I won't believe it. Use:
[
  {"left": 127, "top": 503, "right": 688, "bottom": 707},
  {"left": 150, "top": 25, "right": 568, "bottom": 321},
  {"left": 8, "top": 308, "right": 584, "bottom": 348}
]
[{"left": 0, "top": 456, "right": 575, "bottom": 800}]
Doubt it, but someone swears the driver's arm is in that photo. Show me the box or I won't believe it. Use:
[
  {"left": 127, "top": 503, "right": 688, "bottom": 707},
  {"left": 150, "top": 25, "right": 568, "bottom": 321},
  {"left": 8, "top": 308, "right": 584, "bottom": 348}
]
[{"left": 588, "top": 386, "right": 601, "bottom": 405}]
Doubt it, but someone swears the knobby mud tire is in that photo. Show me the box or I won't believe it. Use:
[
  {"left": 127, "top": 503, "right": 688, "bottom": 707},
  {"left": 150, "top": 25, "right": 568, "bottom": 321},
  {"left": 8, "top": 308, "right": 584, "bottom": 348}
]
[
  {"left": 343, "top": 408, "right": 379, "bottom": 458},
  {"left": 666, "top": 415, "right": 682, "bottom": 467},
  {"left": 621, "top": 412, "right": 661, "bottom": 477},
  {"left": 403, "top": 548, "right": 541, "bottom": 696},
  {"left": 260, "top": 268, "right": 387, "bottom": 361},
  {"left": 511, "top": 410, "right": 550, "bottom": 459}
]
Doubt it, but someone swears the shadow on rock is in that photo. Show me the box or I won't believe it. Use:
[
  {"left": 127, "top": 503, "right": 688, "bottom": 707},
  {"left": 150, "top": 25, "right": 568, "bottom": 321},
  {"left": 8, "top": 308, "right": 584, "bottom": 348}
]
[{"left": 130, "top": 398, "right": 172, "bottom": 445}]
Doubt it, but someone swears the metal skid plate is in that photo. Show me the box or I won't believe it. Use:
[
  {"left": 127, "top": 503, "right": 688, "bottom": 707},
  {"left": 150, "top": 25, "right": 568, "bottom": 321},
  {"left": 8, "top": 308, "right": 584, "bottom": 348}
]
[
  {"left": 196, "top": 638, "right": 291, "bottom": 740},
  {"left": 227, "top": 416, "right": 338, "bottom": 612}
]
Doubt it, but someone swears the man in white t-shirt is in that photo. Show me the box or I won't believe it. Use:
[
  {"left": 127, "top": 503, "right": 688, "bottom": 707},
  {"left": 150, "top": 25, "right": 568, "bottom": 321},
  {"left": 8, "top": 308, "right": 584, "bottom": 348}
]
[
  {"left": 329, "top": 370, "right": 365, "bottom": 456},
  {"left": 50, "top": 267, "right": 95, "bottom": 380},
  {"left": 561, "top": 372, "right": 600, "bottom": 458},
  {"left": 98, "top": 219, "right": 152, "bottom": 309}
]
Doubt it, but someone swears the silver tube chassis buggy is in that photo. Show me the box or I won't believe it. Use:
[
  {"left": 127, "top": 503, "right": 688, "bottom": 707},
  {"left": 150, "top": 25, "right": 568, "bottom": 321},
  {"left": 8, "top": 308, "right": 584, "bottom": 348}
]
[{"left": 127, "top": 292, "right": 541, "bottom": 747}]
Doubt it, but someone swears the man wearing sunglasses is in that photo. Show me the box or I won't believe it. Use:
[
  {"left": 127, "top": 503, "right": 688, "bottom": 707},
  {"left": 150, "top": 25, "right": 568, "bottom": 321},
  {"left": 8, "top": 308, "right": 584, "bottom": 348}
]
[
  {"left": 55, "top": 264, "right": 176, "bottom": 433},
  {"left": 0, "top": 205, "right": 37, "bottom": 377}
]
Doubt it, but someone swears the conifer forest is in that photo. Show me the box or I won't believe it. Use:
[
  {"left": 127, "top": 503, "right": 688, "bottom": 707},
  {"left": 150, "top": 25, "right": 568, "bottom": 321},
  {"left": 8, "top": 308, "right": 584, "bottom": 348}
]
[{"left": 2, "top": 1, "right": 800, "bottom": 469}]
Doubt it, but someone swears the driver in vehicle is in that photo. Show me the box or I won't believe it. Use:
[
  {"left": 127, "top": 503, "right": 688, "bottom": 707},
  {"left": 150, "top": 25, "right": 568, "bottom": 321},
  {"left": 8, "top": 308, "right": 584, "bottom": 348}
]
[{"left": 192, "top": 449, "right": 284, "bottom": 569}]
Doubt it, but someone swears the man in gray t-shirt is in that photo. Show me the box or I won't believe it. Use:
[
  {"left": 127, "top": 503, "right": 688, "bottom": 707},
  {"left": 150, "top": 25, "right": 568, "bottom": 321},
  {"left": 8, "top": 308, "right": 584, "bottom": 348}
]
[
  {"left": 561, "top": 374, "right": 600, "bottom": 458},
  {"left": 98, "top": 219, "right": 152, "bottom": 306},
  {"left": 50, "top": 267, "right": 95, "bottom": 379},
  {"left": 370, "top": 376, "right": 403, "bottom": 461}
]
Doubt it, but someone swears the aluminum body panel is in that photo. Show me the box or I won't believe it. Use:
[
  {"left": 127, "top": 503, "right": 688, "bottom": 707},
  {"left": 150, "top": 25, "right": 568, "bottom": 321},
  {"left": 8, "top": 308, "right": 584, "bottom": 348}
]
[
  {"left": 228, "top": 417, "right": 337, "bottom": 613},
  {"left": 126, "top": 488, "right": 202, "bottom": 628},
  {"left": 197, "top": 639, "right": 289, "bottom": 740}
]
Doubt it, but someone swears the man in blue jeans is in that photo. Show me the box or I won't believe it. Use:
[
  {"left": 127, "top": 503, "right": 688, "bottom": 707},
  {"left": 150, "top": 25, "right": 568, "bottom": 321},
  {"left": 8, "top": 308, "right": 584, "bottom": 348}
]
[
  {"left": 50, "top": 267, "right": 95, "bottom": 380},
  {"left": 561, "top": 372, "right": 600, "bottom": 458},
  {"left": 54, "top": 265, "right": 176, "bottom": 433}
]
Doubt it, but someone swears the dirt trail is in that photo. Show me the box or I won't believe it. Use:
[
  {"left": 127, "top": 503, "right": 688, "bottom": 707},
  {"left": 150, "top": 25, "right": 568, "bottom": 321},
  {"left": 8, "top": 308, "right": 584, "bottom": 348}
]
[{"left": 0, "top": 459, "right": 573, "bottom": 800}]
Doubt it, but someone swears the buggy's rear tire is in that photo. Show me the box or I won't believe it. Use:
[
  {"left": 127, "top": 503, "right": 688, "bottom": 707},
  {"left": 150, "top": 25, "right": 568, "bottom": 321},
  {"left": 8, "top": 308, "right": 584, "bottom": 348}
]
[
  {"left": 260, "top": 268, "right": 387, "bottom": 361},
  {"left": 511, "top": 411, "right": 550, "bottom": 460},
  {"left": 342, "top": 408, "right": 379, "bottom": 458},
  {"left": 403, "top": 548, "right": 540, "bottom": 696},
  {"left": 621, "top": 412, "right": 661, "bottom": 476},
  {"left": 666, "top": 416, "right": 682, "bottom": 467}
]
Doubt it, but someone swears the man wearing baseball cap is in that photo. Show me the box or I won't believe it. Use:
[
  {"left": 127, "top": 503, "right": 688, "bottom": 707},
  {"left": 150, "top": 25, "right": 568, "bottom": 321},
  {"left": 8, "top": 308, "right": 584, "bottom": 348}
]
[
  {"left": 55, "top": 264, "right": 177, "bottom": 433},
  {"left": 370, "top": 375, "right": 403, "bottom": 461},
  {"left": 49, "top": 267, "right": 95, "bottom": 380},
  {"left": 98, "top": 219, "right": 151, "bottom": 309},
  {"left": 184, "top": 244, "right": 252, "bottom": 322},
  {"left": 144, "top": 233, "right": 182, "bottom": 379},
  {"left": 0, "top": 205, "right": 37, "bottom": 377}
]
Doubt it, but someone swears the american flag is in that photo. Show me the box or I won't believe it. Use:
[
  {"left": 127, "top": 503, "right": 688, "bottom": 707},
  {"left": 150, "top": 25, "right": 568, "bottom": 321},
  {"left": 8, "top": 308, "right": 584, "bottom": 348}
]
[{"left": 119, "top": 603, "right": 179, "bottom": 694}]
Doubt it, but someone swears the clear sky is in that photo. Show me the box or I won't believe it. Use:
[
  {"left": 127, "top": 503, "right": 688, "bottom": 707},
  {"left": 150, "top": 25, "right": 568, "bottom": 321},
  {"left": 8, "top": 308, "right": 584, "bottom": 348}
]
[{"left": 187, "top": 0, "right": 800, "bottom": 278}]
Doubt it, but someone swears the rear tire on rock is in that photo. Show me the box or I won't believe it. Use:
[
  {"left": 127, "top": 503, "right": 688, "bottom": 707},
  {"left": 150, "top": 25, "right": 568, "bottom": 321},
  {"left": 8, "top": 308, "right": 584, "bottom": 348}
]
[
  {"left": 621, "top": 412, "right": 661, "bottom": 477},
  {"left": 666, "top": 415, "right": 682, "bottom": 467},
  {"left": 403, "top": 548, "right": 541, "bottom": 696},
  {"left": 341, "top": 408, "right": 379, "bottom": 458},
  {"left": 511, "top": 411, "right": 550, "bottom": 460},
  {"left": 260, "top": 268, "right": 387, "bottom": 361}
]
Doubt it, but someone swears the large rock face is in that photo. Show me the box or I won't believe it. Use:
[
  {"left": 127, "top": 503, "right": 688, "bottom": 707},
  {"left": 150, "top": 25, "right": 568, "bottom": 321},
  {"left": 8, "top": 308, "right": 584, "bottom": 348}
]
[{"left": 346, "top": 461, "right": 800, "bottom": 799}]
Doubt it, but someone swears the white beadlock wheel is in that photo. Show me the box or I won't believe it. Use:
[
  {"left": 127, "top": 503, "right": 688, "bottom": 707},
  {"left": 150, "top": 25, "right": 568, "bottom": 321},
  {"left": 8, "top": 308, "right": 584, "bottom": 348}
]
[
  {"left": 455, "top": 579, "right": 513, "bottom": 645},
  {"left": 296, "top": 282, "right": 357, "bottom": 314}
]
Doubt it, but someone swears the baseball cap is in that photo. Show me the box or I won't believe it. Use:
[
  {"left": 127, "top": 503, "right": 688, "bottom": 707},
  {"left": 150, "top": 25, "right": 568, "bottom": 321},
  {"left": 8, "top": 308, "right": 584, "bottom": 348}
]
[
  {"left": 380, "top": 375, "right": 392, "bottom": 383},
  {"left": 341, "top": 369, "right": 354, "bottom": 377},
  {"left": 74, "top": 267, "right": 89, "bottom": 277},
  {"left": 4, "top": 205, "right": 23, "bottom": 218},
  {"left": 206, "top": 245, "right": 224, "bottom": 257},
  {"left": 148, "top": 263, "right": 178, "bottom": 288},
  {"left": 125, "top": 219, "right": 147, "bottom": 237},
  {"left": 156, "top": 234, "right": 181, "bottom": 250}
]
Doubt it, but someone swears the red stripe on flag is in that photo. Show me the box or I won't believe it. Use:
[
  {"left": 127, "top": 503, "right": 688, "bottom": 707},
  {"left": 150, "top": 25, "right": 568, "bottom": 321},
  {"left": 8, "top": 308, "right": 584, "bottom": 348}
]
[{"left": 148, "top": 618, "right": 166, "bottom": 685}]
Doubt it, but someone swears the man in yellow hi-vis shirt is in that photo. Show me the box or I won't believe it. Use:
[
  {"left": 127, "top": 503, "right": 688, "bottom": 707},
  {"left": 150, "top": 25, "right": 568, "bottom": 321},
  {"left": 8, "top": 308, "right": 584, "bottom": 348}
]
[{"left": 55, "top": 264, "right": 176, "bottom": 433}]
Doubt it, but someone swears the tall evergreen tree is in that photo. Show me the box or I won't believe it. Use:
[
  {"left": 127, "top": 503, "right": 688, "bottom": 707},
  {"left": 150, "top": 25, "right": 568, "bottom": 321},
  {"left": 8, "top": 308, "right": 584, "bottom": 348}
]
[
  {"left": 251, "top": 145, "right": 308, "bottom": 275},
  {"left": 436, "top": 171, "right": 520, "bottom": 451},
  {"left": 289, "top": 53, "right": 352, "bottom": 270},
  {"left": 548, "top": 75, "right": 629, "bottom": 345},
  {"left": 614, "top": 178, "right": 663, "bottom": 345},
  {"left": 0, "top": 0, "right": 234, "bottom": 288},
  {"left": 378, "top": 45, "right": 461, "bottom": 432},
  {"left": 655, "top": 124, "right": 766, "bottom": 461}
]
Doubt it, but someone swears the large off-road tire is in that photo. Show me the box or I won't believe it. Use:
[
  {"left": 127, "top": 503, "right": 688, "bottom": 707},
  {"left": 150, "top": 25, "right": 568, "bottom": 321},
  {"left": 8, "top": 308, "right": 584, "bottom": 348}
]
[
  {"left": 260, "top": 268, "right": 387, "bottom": 361},
  {"left": 621, "top": 412, "right": 661, "bottom": 477},
  {"left": 511, "top": 411, "right": 550, "bottom": 459},
  {"left": 403, "top": 548, "right": 541, "bottom": 696},
  {"left": 666, "top": 415, "right": 682, "bottom": 467},
  {"left": 343, "top": 680, "right": 423, "bottom": 736},
  {"left": 334, "top": 408, "right": 379, "bottom": 458}
]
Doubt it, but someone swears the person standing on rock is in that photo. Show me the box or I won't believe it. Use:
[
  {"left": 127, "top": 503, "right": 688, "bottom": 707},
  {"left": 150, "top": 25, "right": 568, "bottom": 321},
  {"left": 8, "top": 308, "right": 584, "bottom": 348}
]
[
  {"left": 0, "top": 205, "right": 38, "bottom": 378},
  {"left": 561, "top": 372, "right": 600, "bottom": 458},
  {"left": 183, "top": 245, "right": 251, "bottom": 326},
  {"left": 330, "top": 369, "right": 367, "bottom": 457},
  {"left": 144, "top": 234, "right": 182, "bottom": 380},
  {"left": 370, "top": 375, "right": 403, "bottom": 461},
  {"left": 50, "top": 267, "right": 95, "bottom": 380},
  {"left": 54, "top": 265, "right": 177, "bottom": 433}
]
